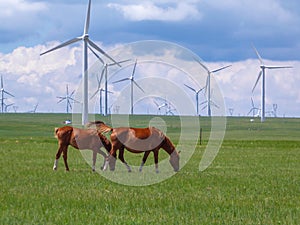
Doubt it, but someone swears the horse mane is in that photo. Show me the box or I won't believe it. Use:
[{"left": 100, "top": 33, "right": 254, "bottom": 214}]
[
  {"left": 162, "top": 135, "right": 176, "bottom": 154},
  {"left": 97, "top": 131, "right": 112, "bottom": 152},
  {"left": 87, "top": 121, "right": 113, "bottom": 133}
]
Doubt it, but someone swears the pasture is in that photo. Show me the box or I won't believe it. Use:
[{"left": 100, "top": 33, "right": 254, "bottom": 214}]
[{"left": 0, "top": 113, "right": 299, "bottom": 224}]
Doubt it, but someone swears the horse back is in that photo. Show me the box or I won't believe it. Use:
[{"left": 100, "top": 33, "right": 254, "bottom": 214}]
[{"left": 130, "top": 127, "right": 152, "bottom": 139}]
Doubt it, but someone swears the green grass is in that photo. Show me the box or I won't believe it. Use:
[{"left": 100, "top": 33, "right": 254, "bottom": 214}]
[{"left": 0, "top": 114, "right": 299, "bottom": 224}]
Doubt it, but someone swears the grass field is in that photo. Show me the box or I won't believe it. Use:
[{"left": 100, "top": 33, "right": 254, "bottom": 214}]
[{"left": 0, "top": 113, "right": 299, "bottom": 224}]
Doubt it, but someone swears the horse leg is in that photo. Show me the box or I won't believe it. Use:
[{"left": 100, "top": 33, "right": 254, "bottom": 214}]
[
  {"left": 62, "top": 147, "right": 69, "bottom": 171},
  {"left": 139, "top": 151, "right": 151, "bottom": 172},
  {"left": 153, "top": 150, "right": 159, "bottom": 173},
  {"left": 96, "top": 149, "right": 108, "bottom": 170},
  {"left": 118, "top": 147, "right": 131, "bottom": 172},
  {"left": 53, "top": 145, "right": 64, "bottom": 170},
  {"left": 92, "top": 150, "right": 97, "bottom": 172}
]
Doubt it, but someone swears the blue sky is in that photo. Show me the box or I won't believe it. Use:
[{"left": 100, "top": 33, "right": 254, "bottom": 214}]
[{"left": 0, "top": 0, "right": 299, "bottom": 117}]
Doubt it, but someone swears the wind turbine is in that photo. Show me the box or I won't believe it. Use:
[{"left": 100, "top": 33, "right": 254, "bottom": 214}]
[
  {"left": 248, "top": 97, "right": 260, "bottom": 117},
  {"left": 90, "top": 71, "right": 113, "bottom": 115},
  {"left": 40, "top": 0, "right": 119, "bottom": 125},
  {"left": 1, "top": 75, "right": 14, "bottom": 113},
  {"left": 184, "top": 84, "right": 205, "bottom": 115},
  {"left": 153, "top": 100, "right": 167, "bottom": 115},
  {"left": 251, "top": 45, "right": 292, "bottom": 122},
  {"left": 112, "top": 59, "right": 144, "bottom": 115},
  {"left": 89, "top": 46, "right": 130, "bottom": 115},
  {"left": 195, "top": 60, "right": 231, "bottom": 116},
  {"left": 57, "top": 85, "right": 79, "bottom": 114}
]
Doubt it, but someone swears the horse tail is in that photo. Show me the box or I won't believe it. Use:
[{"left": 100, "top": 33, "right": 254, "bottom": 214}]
[
  {"left": 54, "top": 127, "right": 59, "bottom": 138},
  {"left": 87, "top": 121, "right": 113, "bottom": 133}
]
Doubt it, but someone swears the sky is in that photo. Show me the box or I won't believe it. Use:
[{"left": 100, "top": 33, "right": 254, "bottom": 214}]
[{"left": 0, "top": 0, "right": 299, "bottom": 117}]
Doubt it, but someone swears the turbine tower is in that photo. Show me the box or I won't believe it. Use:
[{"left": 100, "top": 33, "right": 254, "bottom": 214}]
[
  {"left": 184, "top": 84, "right": 205, "bottom": 115},
  {"left": 0, "top": 75, "right": 14, "bottom": 113},
  {"left": 195, "top": 60, "right": 231, "bottom": 116},
  {"left": 40, "top": 0, "right": 119, "bottom": 125},
  {"left": 112, "top": 59, "right": 144, "bottom": 115},
  {"left": 251, "top": 45, "right": 292, "bottom": 122},
  {"left": 57, "top": 85, "right": 78, "bottom": 114}
]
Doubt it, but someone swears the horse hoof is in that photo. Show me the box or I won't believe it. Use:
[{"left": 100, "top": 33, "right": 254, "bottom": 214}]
[{"left": 53, "top": 167, "right": 57, "bottom": 171}]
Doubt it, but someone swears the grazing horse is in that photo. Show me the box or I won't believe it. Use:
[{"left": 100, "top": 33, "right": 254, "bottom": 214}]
[
  {"left": 88, "top": 121, "right": 180, "bottom": 173},
  {"left": 53, "top": 126, "right": 111, "bottom": 171}
]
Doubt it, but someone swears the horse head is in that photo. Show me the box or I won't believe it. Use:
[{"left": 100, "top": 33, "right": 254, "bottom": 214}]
[{"left": 169, "top": 150, "right": 180, "bottom": 172}]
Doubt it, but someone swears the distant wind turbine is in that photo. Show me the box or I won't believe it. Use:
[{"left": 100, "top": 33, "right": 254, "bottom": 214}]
[
  {"left": 112, "top": 59, "right": 144, "bottom": 115},
  {"left": 251, "top": 45, "right": 292, "bottom": 122},
  {"left": 153, "top": 100, "right": 167, "bottom": 115},
  {"left": 90, "top": 71, "right": 113, "bottom": 115},
  {"left": 247, "top": 97, "right": 260, "bottom": 117},
  {"left": 184, "top": 84, "right": 205, "bottom": 115},
  {"left": 1, "top": 75, "right": 14, "bottom": 113},
  {"left": 89, "top": 45, "right": 130, "bottom": 115},
  {"left": 57, "top": 85, "right": 79, "bottom": 114},
  {"left": 195, "top": 59, "right": 231, "bottom": 116},
  {"left": 40, "top": 0, "right": 119, "bottom": 125}
]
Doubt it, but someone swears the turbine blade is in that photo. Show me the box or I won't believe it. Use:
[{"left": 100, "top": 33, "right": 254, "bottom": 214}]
[
  {"left": 99, "top": 67, "right": 105, "bottom": 84},
  {"left": 108, "top": 59, "right": 131, "bottom": 66},
  {"left": 131, "top": 59, "right": 138, "bottom": 78},
  {"left": 69, "top": 97, "right": 80, "bottom": 103},
  {"left": 211, "top": 101, "right": 219, "bottom": 108},
  {"left": 57, "top": 97, "right": 66, "bottom": 103},
  {"left": 40, "top": 37, "right": 81, "bottom": 56},
  {"left": 200, "top": 100, "right": 207, "bottom": 106},
  {"left": 266, "top": 66, "right": 293, "bottom": 69},
  {"left": 87, "top": 39, "right": 121, "bottom": 67},
  {"left": 184, "top": 84, "right": 196, "bottom": 93},
  {"left": 3, "top": 90, "right": 14, "bottom": 97},
  {"left": 247, "top": 108, "right": 254, "bottom": 115},
  {"left": 70, "top": 90, "right": 75, "bottom": 97},
  {"left": 112, "top": 78, "right": 130, "bottom": 84},
  {"left": 90, "top": 89, "right": 99, "bottom": 99},
  {"left": 251, "top": 97, "right": 255, "bottom": 107},
  {"left": 88, "top": 45, "right": 105, "bottom": 64},
  {"left": 133, "top": 80, "right": 145, "bottom": 93},
  {"left": 211, "top": 65, "right": 232, "bottom": 73},
  {"left": 252, "top": 44, "right": 264, "bottom": 65},
  {"left": 1, "top": 76, "right": 3, "bottom": 88},
  {"left": 198, "top": 86, "right": 206, "bottom": 94},
  {"left": 193, "top": 57, "right": 209, "bottom": 72},
  {"left": 204, "top": 75, "right": 209, "bottom": 95},
  {"left": 252, "top": 70, "right": 262, "bottom": 92},
  {"left": 84, "top": 0, "right": 92, "bottom": 34}
]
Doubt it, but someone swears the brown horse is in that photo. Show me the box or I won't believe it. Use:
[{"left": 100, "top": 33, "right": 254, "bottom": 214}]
[
  {"left": 88, "top": 121, "right": 180, "bottom": 173},
  {"left": 54, "top": 126, "right": 111, "bottom": 171}
]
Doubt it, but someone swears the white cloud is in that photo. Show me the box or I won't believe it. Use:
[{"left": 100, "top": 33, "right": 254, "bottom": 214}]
[
  {"left": 107, "top": 2, "right": 202, "bottom": 22},
  {"left": 0, "top": 42, "right": 299, "bottom": 116}
]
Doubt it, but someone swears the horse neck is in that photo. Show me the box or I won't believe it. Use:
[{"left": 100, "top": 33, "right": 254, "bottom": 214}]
[
  {"left": 98, "top": 133, "right": 112, "bottom": 152},
  {"left": 162, "top": 137, "right": 175, "bottom": 155}
]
